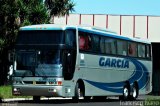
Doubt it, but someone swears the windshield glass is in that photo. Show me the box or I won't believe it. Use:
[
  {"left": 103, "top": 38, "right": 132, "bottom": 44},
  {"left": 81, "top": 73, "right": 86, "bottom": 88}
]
[
  {"left": 15, "top": 50, "right": 62, "bottom": 77},
  {"left": 16, "top": 51, "right": 36, "bottom": 70},
  {"left": 16, "top": 30, "right": 64, "bottom": 45},
  {"left": 38, "top": 50, "right": 60, "bottom": 64}
]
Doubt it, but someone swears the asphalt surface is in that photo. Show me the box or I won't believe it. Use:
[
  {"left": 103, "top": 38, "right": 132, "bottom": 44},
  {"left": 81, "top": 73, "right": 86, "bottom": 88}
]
[
  {"left": 0, "top": 99, "right": 124, "bottom": 106},
  {"left": 0, "top": 96, "right": 147, "bottom": 106},
  {"left": 2, "top": 95, "right": 160, "bottom": 106}
]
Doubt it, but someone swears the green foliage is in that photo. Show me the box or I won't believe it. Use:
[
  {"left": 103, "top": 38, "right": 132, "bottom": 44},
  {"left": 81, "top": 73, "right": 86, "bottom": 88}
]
[
  {"left": 29, "top": 2, "right": 49, "bottom": 24},
  {"left": 45, "top": 0, "right": 75, "bottom": 17},
  {"left": 0, "top": 0, "right": 50, "bottom": 50},
  {"left": 0, "top": 0, "right": 50, "bottom": 85}
]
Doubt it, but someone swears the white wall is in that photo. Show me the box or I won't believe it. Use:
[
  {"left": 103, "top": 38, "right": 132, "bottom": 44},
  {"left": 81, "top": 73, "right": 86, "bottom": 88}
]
[
  {"left": 107, "top": 15, "right": 120, "bottom": 35},
  {"left": 121, "top": 16, "right": 133, "bottom": 38},
  {"left": 53, "top": 14, "right": 160, "bottom": 42},
  {"left": 53, "top": 16, "right": 66, "bottom": 25},
  {"left": 94, "top": 15, "right": 106, "bottom": 28},
  {"left": 67, "top": 14, "right": 79, "bottom": 25},
  {"left": 134, "top": 16, "right": 147, "bottom": 39},
  {"left": 148, "top": 17, "right": 160, "bottom": 42},
  {"left": 81, "top": 15, "right": 93, "bottom": 26}
]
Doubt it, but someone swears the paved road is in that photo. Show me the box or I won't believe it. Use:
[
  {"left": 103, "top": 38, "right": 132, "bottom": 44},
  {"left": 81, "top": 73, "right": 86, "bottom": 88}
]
[
  {"left": 1, "top": 97, "right": 146, "bottom": 106},
  {"left": 1, "top": 99, "right": 122, "bottom": 106}
]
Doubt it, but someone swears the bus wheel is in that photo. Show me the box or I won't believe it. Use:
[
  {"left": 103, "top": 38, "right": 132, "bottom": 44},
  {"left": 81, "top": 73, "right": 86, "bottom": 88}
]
[
  {"left": 84, "top": 96, "right": 91, "bottom": 101},
  {"left": 33, "top": 96, "right": 40, "bottom": 102},
  {"left": 93, "top": 96, "right": 106, "bottom": 101},
  {"left": 73, "top": 82, "right": 84, "bottom": 102},
  {"left": 131, "top": 83, "right": 139, "bottom": 100},
  {"left": 123, "top": 85, "right": 130, "bottom": 100}
]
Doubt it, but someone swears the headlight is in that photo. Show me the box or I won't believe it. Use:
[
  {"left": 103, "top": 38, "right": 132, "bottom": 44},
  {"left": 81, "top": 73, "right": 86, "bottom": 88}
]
[{"left": 13, "top": 88, "right": 21, "bottom": 95}]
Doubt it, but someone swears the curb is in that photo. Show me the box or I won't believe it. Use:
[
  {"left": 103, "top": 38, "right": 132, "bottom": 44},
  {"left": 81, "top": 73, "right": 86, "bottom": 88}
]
[
  {"left": 2, "top": 97, "right": 72, "bottom": 102},
  {"left": 3, "top": 98, "right": 32, "bottom": 102}
]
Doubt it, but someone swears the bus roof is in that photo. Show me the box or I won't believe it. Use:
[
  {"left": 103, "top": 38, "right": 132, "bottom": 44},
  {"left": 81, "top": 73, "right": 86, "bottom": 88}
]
[
  {"left": 20, "top": 24, "right": 67, "bottom": 30},
  {"left": 20, "top": 24, "right": 151, "bottom": 44}
]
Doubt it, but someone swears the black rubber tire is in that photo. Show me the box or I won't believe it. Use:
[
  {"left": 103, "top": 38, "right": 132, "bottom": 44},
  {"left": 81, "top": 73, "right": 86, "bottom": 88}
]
[
  {"left": 73, "top": 83, "right": 83, "bottom": 102},
  {"left": 122, "top": 85, "right": 130, "bottom": 100},
  {"left": 131, "top": 84, "right": 139, "bottom": 100},
  {"left": 93, "top": 96, "right": 106, "bottom": 101},
  {"left": 84, "top": 96, "right": 91, "bottom": 101},
  {"left": 33, "top": 96, "right": 40, "bottom": 102}
]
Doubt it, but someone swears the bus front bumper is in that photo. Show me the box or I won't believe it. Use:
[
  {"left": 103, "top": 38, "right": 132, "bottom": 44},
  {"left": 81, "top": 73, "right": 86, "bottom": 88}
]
[{"left": 12, "top": 85, "right": 63, "bottom": 97}]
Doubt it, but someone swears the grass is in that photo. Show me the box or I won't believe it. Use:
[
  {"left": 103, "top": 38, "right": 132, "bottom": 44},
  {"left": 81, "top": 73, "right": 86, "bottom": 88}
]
[
  {"left": 0, "top": 85, "right": 31, "bottom": 99},
  {"left": 144, "top": 98, "right": 160, "bottom": 106},
  {"left": 0, "top": 86, "right": 13, "bottom": 99}
]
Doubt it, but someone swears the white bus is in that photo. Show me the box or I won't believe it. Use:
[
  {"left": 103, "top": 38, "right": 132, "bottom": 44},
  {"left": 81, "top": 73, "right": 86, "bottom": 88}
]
[{"left": 12, "top": 24, "right": 152, "bottom": 101}]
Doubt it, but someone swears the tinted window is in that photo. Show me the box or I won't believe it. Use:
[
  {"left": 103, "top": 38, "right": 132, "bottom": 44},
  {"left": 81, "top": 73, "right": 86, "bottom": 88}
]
[
  {"left": 17, "top": 30, "right": 64, "bottom": 45},
  {"left": 100, "top": 37, "right": 105, "bottom": 53},
  {"left": 117, "top": 40, "right": 127, "bottom": 56},
  {"left": 79, "top": 31, "right": 91, "bottom": 51},
  {"left": 91, "top": 35, "right": 100, "bottom": 52},
  {"left": 66, "top": 29, "right": 76, "bottom": 48},
  {"left": 128, "top": 42, "right": 137, "bottom": 57},
  {"left": 146, "top": 45, "right": 151, "bottom": 58},
  {"left": 138, "top": 44, "right": 145, "bottom": 58},
  {"left": 104, "top": 38, "right": 117, "bottom": 54}
]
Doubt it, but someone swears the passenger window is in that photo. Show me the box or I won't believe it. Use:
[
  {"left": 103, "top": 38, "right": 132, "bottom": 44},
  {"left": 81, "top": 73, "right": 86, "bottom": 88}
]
[
  {"left": 100, "top": 37, "right": 105, "bottom": 53},
  {"left": 128, "top": 42, "right": 137, "bottom": 57},
  {"left": 91, "top": 35, "right": 100, "bottom": 52},
  {"left": 79, "top": 35, "right": 85, "bottom": 50},
  {"left": 104, "top": 38, "right": 111, "bottom": 54},
  {"left": 104, "top": 38, "right": 116, "bottom": 54},
  {"left": 79, "top": 32, "right": 91, "bottom": 51},
  {"left": 146, "top": 45, "right": 151, "bottom": 58},
  {"left": 117, "top": 40, "right": 127, "bottom": 56},
  {"left": 109, "top": 38, "right": 117, "bottom": 55},
  {"left": 138, "top": 44, "right": 145, "bottom": 58}
]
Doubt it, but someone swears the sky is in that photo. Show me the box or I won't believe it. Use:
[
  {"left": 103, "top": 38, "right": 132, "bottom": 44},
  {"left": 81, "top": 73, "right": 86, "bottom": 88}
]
[{"left": 73, "top": 0, "right": 160, "bottom": 16}]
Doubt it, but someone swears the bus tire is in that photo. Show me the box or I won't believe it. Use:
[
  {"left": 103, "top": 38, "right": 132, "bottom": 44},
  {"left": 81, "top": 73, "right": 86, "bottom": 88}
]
[
  {"left": 131, "top": 83, "right": 139, "bottom": 100},
  {"left": 123, "top": 85, "right": 130, "bottom": 100},
  {"left": 93, "top": 96, "right": 106, "bottom": 101},
  {"left": 33, "top": 96, "right": 40, "bottom": 102},
  {"left": 84, "top": 96, "right": 91, "bottom": 101},
  {"left": 73, "top": 82, "right": 84, "bottom": 102}
]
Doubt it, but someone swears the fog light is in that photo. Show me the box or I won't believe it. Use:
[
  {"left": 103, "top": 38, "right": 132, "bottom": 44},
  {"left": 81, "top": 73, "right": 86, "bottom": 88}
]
[
  {"left": 53, "top": 89, "right": 57, "bottom": 93},
  {"left": 14, "top": 88, "right": 19, "bottom": 92},
  {"left": 13, "top": 88, "right": 20, "bottom": 95},
  {"left": 68, "top": 88, "right": 71, "bottom": 93},
  {"left": 14, "top": 88, "right": 17, "bottom": 92}
]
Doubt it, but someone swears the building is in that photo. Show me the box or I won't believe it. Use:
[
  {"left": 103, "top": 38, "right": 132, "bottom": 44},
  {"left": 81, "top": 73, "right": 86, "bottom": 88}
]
[{"left": 52, "top": 14, "right": 160, "bottom": 95}]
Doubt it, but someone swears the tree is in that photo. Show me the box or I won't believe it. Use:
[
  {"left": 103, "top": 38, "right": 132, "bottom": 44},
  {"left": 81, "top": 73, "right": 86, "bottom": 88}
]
[
  {"left": 45, "top": 0, "right": 75, "bottom": 17},
  {"left": 0, "top": 0, "right": 49, "bottom": 85},
  {"left": 0, "top": 0, "right": 75, "bottom": 85}
]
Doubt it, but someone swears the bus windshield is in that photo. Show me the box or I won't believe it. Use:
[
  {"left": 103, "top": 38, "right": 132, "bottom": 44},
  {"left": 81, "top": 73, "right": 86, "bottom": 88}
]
[{"left": 15, "top": 50, "right": 62, "bottom": 77}]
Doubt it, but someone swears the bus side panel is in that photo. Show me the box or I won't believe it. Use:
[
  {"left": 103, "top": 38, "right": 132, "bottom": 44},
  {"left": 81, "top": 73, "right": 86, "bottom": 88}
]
[{"left": 77, "top": 53, "right": 152, "bottom": 96}]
